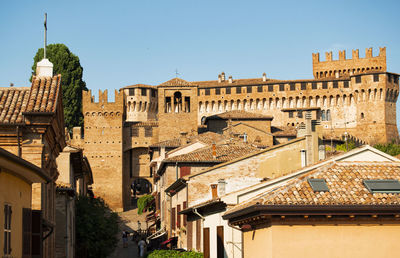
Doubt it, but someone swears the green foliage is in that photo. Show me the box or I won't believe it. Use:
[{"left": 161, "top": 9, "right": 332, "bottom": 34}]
[
  {"left": 75, "top": 196, "right": 119, "bottom": 258},
  {"left": 147, "top": 250, "right": 203, "bottom": 258},
  {"left": 31, "top": 43, "right": 88, "bottom": 130},
  {"left": 137, "top": 194, "right": 154, "bottom": 215},
  {"left": 374, "top": 142, "right": 400, "bottom": 156},
  {"left": 336, "top": 141, "right": 356, "bottom": 152}
]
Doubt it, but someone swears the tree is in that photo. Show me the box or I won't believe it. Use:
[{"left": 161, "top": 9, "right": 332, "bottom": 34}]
[
  {"left": 374, "top": 142, "right": 400, "bottom": 156},
  {"left": 75, "top": 196, "right": 120, "bottom": 258},
  {"left": 31, "top": 43, "right": 87, "bottom": 130}
]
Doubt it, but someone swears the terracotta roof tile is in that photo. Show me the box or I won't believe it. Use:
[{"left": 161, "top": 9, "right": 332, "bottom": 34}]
[
  {"left": 165, "top": 143, "right": 260, "bottom": 163},
  {"left": 206, "top": 110, "right": 273, "bottom": 120},
  {"left": 159, "top": 78, "right": 193, "bottom": 87},
  {"left": 150, "top": 132, "right": 226, "bottom": 148},
  {"left": 226, "top": 161, "right": 400, "bottom": 215},
  {"left": 0, "top": 75, "right": 61, "bottom": 124}
]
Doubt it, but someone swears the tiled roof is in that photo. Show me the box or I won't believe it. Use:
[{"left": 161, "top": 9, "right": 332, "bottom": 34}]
[
  {"left": 0, "top": 75, "right": 61, "bottom": 124},
  {"left": 165, "top": 143, "right": 260, "bottom": 163},
  {"left": 159, "top": 78, "right": 193, "bottom": 87},
  {"left": 150, "top": 132, "right": 226, "bottom": 148},
  {"left": 206, "top": 110, "right": 273, "bottom": 120},
  {"left": 271, "top": 126, "right": 297, "bottom": 137},
  {"left": 225, "top": 161, "right": 400, "bottom": 216}
]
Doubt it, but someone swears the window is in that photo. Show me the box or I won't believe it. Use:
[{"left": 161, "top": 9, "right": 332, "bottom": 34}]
[
  {"left": 333, "top": 81, "right": 338, "bottom": 88},
  {"left": 165, "top": 97, "right": 172, "bottom": 113},
  {"left": 180, "top": 166, "right": 191, "bottom": 177},
  {"left": 301, "top": 83, "right": 307, "bottom": 90},
  {"left": 183, "top": 201, "right": 187, "bottom": 226},
  {"left": 268, "top": 85, "right": 274, "bottom": 92},
  {"left": 4, "top": 204, "right": 12, "bottom": 255},
  {"left": 141, "top": 88, "right": 147, "bottom": 96},
  {"left": 326, "top": 110, "right": 331, "bottom": 121},
  {"left": 151, "top": 90, "right": 156, "bottom": 97},
  {"left": 225, "top": 87, "right": 231, "bottom": 94},
  {"left": 171, "top": 207, "right": 176, "bottom": 230},
  {"left": 312, "top": 82, "right": 317, "bottom": 89},
  {"left": 363, "top": 180, "right": 400, "bottom": 193},
  {"left": 177, "top": 205, "right": 181, "bottom": 228},
  {"left": 197, "top": 89, "right": 200, "bottom": 96},
  {"left": 373, "top": 74, "right": 379, "bottom": 82},
  {"left": 321, "top": 110, "right": 326, "bottom": 121},
  {"left": 290, "top": 83, "right": 295, "bottom": 91},
  {"left": 205, "top": 89, "right": 210, "bottom": 96},
  {"left": 257, "top": 85, "right": 263, "bottom": 92},
  {"left": 355, "top": 75, "right": 361, "bottom": 84},
  {"left": 395, "top": 75, "right": 399, "bottom": 84},
  {"left": 322, "top": 82, "right": 328, "bottom": 89},
  {"left": 288, "top": 111, "right": 294, "bottom": 118},
  {"left": 129, "top": 89, "right": 135, "bottom": 96},
  {"left": 145, "top": 127, "right": 153, "bottom": 137},
  {"left": 297, "top": 110, "right": 303, "bottom": 118},
  {"left": 131, "top": 127, "right": 139, "bottom": 137},
  {"left": 215, "top": 88, "right": 221, "bottom": 95},
  {"left": 308, "top": 178, "right": 329, "bottom": 192},
  {"left": 236, "top": 87, "right": 241, "bottom": 94},
  {"left": 343, "top": 81, "right": 349, "bottom": 88},
  {"left": 279, "top": 84, "right": 285, "bottom": 91},
  {"left": 388, "top": 74, "right": 392, "bottom": 82},
  {"left": 361, "top": 112, "right": 364, "bottom": 119},
  {"left": 247, "top": 86, "right": 252, "bottom": 93}
]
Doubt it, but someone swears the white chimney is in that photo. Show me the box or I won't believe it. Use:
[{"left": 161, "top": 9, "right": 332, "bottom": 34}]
[
  {"left": 221, "top": 72, "right": 226, "bottom": 82},
  {"left": 36, "top": 58, "right": 53, "bottom": 77},
  {"left": 262, "top": 72, "right": 267, "bottom": 82},
  {"left": 218, "top": 74, "right": 222, "bottom": 83},
  {"left": 228, "top": 76, "right": 233, "bottom": 83}
]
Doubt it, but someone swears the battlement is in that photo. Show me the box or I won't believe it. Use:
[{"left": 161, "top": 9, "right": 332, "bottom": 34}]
[
  {"left": 312, "top": 47, "right": 386, "bottom": 79},
  {"left": 82, "top": 90, "right": 124, "bottom": 113}
]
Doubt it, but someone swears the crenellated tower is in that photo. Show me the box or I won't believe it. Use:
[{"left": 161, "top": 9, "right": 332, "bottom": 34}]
[{"left": 123, "top": 84, "right": 158, "bottom": 122}]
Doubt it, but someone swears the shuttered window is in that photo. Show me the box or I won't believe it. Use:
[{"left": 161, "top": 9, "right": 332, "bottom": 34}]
[
  {"left": 177, "top": 205, "right": 181, "bottom": 228},
  {"left": 171, "top": 207, "right": 176, "bottom": 230},
  {"left": 4, "top": 204, "right": 12, "bottom": 255},
  {"left": 180, "top": 166, "right": 191, "bottom": 177},
  {"left": 22, "top": 208, "right": 32, "bottom": 257},
  {"left": 183, "top": 201, "right": 187, "bottom": 227}
]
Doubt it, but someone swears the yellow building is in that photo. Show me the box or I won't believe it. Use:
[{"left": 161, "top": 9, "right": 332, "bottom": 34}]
[
  {"left": 224, "top": 146, "right": 400, "bottom": 258},
  {"left": 0, "top": 147, "right": 50, "bottom": 257}
]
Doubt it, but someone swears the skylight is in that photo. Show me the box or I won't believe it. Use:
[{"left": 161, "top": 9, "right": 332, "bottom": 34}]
[
  {"left": 363, "top": 180, "right": 400, "bottom": 193},
  {"left": 308, "top": 178, "right": 329, "bottom": 192}
]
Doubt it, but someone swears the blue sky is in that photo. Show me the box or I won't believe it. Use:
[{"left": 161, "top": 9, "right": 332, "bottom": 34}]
[{"left": 1, "top": 0, "right": 400, "bottom": 122}]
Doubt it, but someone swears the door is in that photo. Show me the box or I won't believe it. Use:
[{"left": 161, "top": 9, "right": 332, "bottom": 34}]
[
  {"left": 217, "top": 226, "right": 224, "bottom": 258},
  {"left": 203, "top": 227, "right": 210, "bottom": 258}
]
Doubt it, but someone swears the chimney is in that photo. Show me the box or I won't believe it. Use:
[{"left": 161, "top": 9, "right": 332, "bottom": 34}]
[
  {"left": 221, "top": 72, "right": 226, "bottom": 82},
  {"left": 212, "top": 143, "right": 216, "bottom": 159},
  {"left": 9, "top": 83, "right": 14, "bottom": 87},
  {"left": 211, "top": 184, "right": 218, "bottom": 199},
  {"left": 180, "top": 132, "right": 189, "bottom": 146},
  {"left": 305, "top": 111, "right": 313, "bottom": 166},
  {"left": 243, "top": 133, "right": 247, "bottom": 143},
  {"left": 36, "top": 58, "right": 53, "bottom": 77},
  {"left": 262, "top": 72, "right": 267, "bottom": 82},
  {"left": 218, "top": 179, "right": 226, "bottom": 196},
  {"left": 218, "top": 74, "right": 222, "bottom": 83},
  {"left": 228, "top": 76, "right": 233, "bottom": 83}
]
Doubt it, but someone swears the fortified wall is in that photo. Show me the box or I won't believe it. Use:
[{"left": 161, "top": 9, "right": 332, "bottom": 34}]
[{"left": 80, "top": 90, "right": 124, "bottom": 211}]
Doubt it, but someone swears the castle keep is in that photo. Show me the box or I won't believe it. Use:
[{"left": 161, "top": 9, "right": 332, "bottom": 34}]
[{"left": 74, "top": 47, "right": 399, "bottom": 211}]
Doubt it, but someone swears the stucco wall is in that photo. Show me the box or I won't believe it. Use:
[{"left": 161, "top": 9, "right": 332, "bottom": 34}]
[{"left": 244, "top": 223, "right": 400, "bottom": 258}]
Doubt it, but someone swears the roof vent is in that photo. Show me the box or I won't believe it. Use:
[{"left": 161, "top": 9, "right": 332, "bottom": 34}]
[
  {"left": 363, "top": 180, "right": 400, "bottom": 193},
  {"left": 308, "top": 178, "right": 329, "bottom": 192}
]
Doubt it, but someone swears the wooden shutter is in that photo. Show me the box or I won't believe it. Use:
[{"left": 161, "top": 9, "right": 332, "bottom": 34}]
[
  {"left": 217, "top": 226, "right": 224, "bottom": 258},
  {"left": 171, "top": 207, "right": 176, "bottom": 230},
  {"left": 183, "top": 201, "right": 187, "bottom": 227},
  {"left": 180, "top": 167, "right": 191, "bottom": 177},
  {"left": 156, "top": 193, "right": 161, "bottom": 211},
  {"left": 177, "top": 205, "right": 181, "bottom": 228},
  {"left": 196, "top": 219, "right": 201, "bottom": 250},
  {"left": 187, "top": 221, "right": 193, "bottom": 250},
  {"left": 203, "top": 227, "right": 210, "bottom": 258},
  {"left": 31, "top": 210, "right": 42, "bottom": 258},
  {"left": 22, "top": 208, "right": 32, "bottom": 257}
]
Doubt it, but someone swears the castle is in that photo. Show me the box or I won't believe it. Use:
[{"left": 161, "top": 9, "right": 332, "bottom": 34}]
[{"left": 71, "top": 47, "right": 399, "bottom": 211}]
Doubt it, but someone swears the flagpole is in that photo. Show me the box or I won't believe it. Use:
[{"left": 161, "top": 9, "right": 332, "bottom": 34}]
[{"left": 44, "top": 13, "right": 47, "bottom": 59}]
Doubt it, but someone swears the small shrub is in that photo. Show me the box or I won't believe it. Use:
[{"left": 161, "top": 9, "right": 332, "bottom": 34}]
[
  {"left": 374, "top": 142, "right": 400, "bottom": 156},
  {"left": 147, "top": 250, "right": 203, "bottom": 258},
  {"left": 137, "top": 194, "right": 154, "bottom": 215}
]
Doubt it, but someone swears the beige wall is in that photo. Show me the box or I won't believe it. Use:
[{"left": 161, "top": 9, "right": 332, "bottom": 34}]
[
  {"left": 244, "top": 223, "right": 400, "bottom": 258},
  {"left": 0, "top": 171, "right": 32, "bottom": 258}
]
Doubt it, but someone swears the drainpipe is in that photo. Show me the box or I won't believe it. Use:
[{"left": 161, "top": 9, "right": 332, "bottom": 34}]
[{"left": 16, "top": 125, "right": 21, "bottom": 157}]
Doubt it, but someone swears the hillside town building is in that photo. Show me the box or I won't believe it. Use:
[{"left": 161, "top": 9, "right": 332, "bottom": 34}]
[{"left": 73, "top": 47, "right": 399, "bottom": 212}]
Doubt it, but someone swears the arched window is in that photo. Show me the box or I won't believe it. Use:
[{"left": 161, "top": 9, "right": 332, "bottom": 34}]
[
  {"left": 321, "top": 110, "right": 326, "bottom": 121},
  {"left": 174, "top": 91, "right": 182, "bottom": 112},
  {"left": 326, "top": 110, "right": 331, "bottom": 121},
  {"left": 361, "top": 112, "right": 365, "bottom": 119}
]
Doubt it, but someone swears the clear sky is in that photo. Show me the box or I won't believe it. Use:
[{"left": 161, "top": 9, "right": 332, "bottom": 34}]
[{"left": 1, "top": 0, "right": 400, "bottom": 122}]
